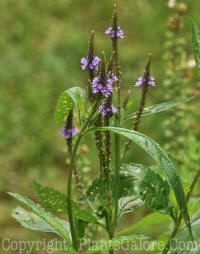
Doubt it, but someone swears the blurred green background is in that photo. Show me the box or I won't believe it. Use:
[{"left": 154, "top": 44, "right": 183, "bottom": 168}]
[{"left": 1, "top": 0, "right": 200, "bottom": 253}]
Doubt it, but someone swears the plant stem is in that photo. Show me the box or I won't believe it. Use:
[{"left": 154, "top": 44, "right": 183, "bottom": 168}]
[
  {"left": 67, "top": 103, "right": 99, "bottom": 251},
  {"left": 162, "top": 169, "right": 200, "bottom": 254}
]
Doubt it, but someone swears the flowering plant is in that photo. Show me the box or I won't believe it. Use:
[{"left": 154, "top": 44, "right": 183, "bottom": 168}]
[{"left": 9, "top": 4, "right": 199, "bottom": 254}]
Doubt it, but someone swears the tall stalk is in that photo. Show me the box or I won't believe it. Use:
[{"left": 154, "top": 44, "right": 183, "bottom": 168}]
[{"left": 67, "top": 103, "right": 99, "bottom": 251}]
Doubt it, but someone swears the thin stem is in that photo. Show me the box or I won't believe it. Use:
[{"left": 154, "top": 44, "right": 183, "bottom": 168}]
[
  {"left": 112, "top": 23, "right": 122, "bottom": 235},
  {"left": 67, "top": 103, "right": 99, "bottom": 251},
  {"left": 122, "top": 85, "right": 149, "bottom": 158},
  {"left": 162, "top": 169, "right": 200, "bottom": 254}
]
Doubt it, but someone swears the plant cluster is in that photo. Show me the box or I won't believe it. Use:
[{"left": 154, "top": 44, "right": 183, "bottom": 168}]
[{"left": 9, "top": 4, "right": 200, "bottom": 254}]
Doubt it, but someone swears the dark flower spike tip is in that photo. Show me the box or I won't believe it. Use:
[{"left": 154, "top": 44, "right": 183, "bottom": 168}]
[
  {"left": 135, "top": 53, "right": 155, "bottom": 87},
  {"left": 105, "top": 4, "right": 124, "bottom": 39},
  {"left": 81, "top": 30, "right": 100, "bottom": 71}
]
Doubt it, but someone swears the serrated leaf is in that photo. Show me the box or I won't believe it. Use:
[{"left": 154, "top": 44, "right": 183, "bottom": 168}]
[
  {"left": 86, "top": 127, "right": 192, "bottom": 238},
  {"left": 86, "top": 172, "right": 135, "bottom": 202},
  {"left": 8, "top": 192, "right": 71, "bottom": 243},
  {"left": 125, "top": 96, "right": 195, "bottom": 121},
  {"left": 55, "top": 87, "right": 86, "bottom": 124},
  {"left": 118, "top": 196, "right": 144, "bottom": 220},
  {"left": 121, "top": 164, "right": 172, "bottom": 213},
  {"left": 12, "top": 206, "right": 71, "bottom": 236},
  {"left": 34, "top": 181, "right": 97, "bottom": 223},
  {"left": 192, "top": 20, "right": 200, "bottom": 74}
]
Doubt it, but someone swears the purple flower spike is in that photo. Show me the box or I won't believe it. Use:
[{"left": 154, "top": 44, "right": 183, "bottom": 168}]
[
  {"left": 105, "top": 26, "right": 124, "bottom": 39},
  {"left": 135, "top": 76, "right": 155, "bottom": 87},
  {"left": 59, "top": 127, "right": 79, "bottom": 139},
  {"left": 92, "top": 77, "right": 114, "bottom": 98},
  {"left": 99, "top": 103, "right": 117, "bottom": 116},
  {"left": 81, "top": 56, "right": 100, "bottom": 70}
]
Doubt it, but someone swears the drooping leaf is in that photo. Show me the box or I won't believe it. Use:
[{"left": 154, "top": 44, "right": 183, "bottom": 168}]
[
  {"left": 86, "top": 127, "right": 192, "bottom": 238},
  {"left": 192, "top": 20, "right": 200, "bottom": 74},
  {"left": 55, "top": 87, "right": 86, "bottom": 124},
  {"left": 86, "top": 172, "right": 135, "bottom": 202},
  {"left": 125, "top": 96, "right": 195, "bottom": 121},
  {"left": 34, "top": 181, "right": 97, "bottom": 223},
  {"left": 121, "top": 164, "right": 172, "bottom": 213},
  {"left": 169, "top": 209, "right": 200, "bottom": 253},
  {"left": 8, "top": 192, "right": 71, "bottom": 243},
  {"left": 12, "top": 206, "right": 71, "bottom": 237},
  {"left": 118, "top": 196, "right": 144, "bottom": 220}
]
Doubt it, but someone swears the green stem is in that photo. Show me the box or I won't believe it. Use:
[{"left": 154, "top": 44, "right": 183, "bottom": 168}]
[
  {"left": 67, "top": 135, "right": 82, "bottom": 251},
  {"left": 112, "top": 36, "right": 122, "bottom": 235},
  {"left": 67, "top": 103, "right": 99, "bottom": 251}
]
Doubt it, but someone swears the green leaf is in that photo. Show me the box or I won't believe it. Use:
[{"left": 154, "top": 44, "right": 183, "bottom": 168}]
[
  {"left": 169, "top": 209, "right": 200, "bottom": 253},
  {"left": 125, "top": 96, "right": 195, "bottom": 121},
  {"left": 8, "top": 192, "right": 71, "bottom": 242},
  {"left": 34, "top": 181, "right": 97, "bottom": 223},
  {"left": 55, "top": 87, "right": 86, "bottom": 124},
  {"left": 86, "top": 127, "right": 192, "bottom": 238},
  {"left": 86, "top": 172, "right": 135, "bottom": 202},
  {"left": 86, "top": 235, "right": 148, "bottom": 254},
  {"left": 121, "top": 164, "right": 172, "bottom": 213},
  {"left": 12, "top": 206, "right": 70, "bottom": 236},
  {"left": 119, "top": 212, "right": 170, "bottom": 235},
  {"left": 118, "top": 196, "right": 144, "bottom": 220},
  {"left": 192, "top": 20, "right": 200, "bottom": 74}
]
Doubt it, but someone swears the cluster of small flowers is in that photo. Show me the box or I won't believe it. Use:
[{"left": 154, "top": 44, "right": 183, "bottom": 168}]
[
  {"left": 105, "top": 26, "right": 124, "bottom": 39},
  {"left": 92, "top": 73, "right": 118, "bottom": 98},
  {"left": 59, "top": 127, "right": 79, "bottom": 139},
  {"left": 135, "top": 76, "right": 155, "bottom": 87},
  {"left": 81, "top": 56, "right": 100, "bottom": 70},
  {"left": 99, "top": 103, "right": 117, "bottom": 116}
]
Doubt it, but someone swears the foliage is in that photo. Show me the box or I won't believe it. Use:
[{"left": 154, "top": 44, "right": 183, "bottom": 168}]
[{"left": 7, "top": 2, "right": 200, "bottom": 254}]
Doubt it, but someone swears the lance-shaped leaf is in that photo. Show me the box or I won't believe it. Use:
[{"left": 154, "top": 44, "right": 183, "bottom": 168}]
[
  {"left": 125, "top": 96, "right": 195, "bottom": 121},
  {"left": 120, "top": 164, "right": 172, "bottom": 213},
  {"left": 55, "top": 87, "right": 86, "bottom": 124},
  {"left": 192, "top": 20, "right": 200, "bottom": 74},
  {"left": 34, "top": 181, "right": 97, "bottom": 223},
  {"left": 12, "top": 206, "right": 71, "bottom": 236},
  {"left": 86, "top": 127, "right": 192, "bottom": 238},
  {"left": 8, "top": 192, "right": 71, "bottom": 243}
]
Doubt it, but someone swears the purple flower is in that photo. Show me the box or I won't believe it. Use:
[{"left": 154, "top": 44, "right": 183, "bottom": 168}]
[
  {"left": 99, "top": 103, "right": 117, "bottom": 116},
  {"left": 110, "top": 73, "right": 118, "bottom": 81},
  {"left": 92, "top": 77, "right": 114, "bottom": 97},
  {"left": 59, "top": 127, "right": 79, "bottom": 139},
  {"left": 105, "top": 26, "right": 124, "bottom": 39},
  {"left": 81, "top": 56, "right": 100, "bottom": 70},
  {"left": 135, "top": 76, "right": 155, "bottom": 87}
]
